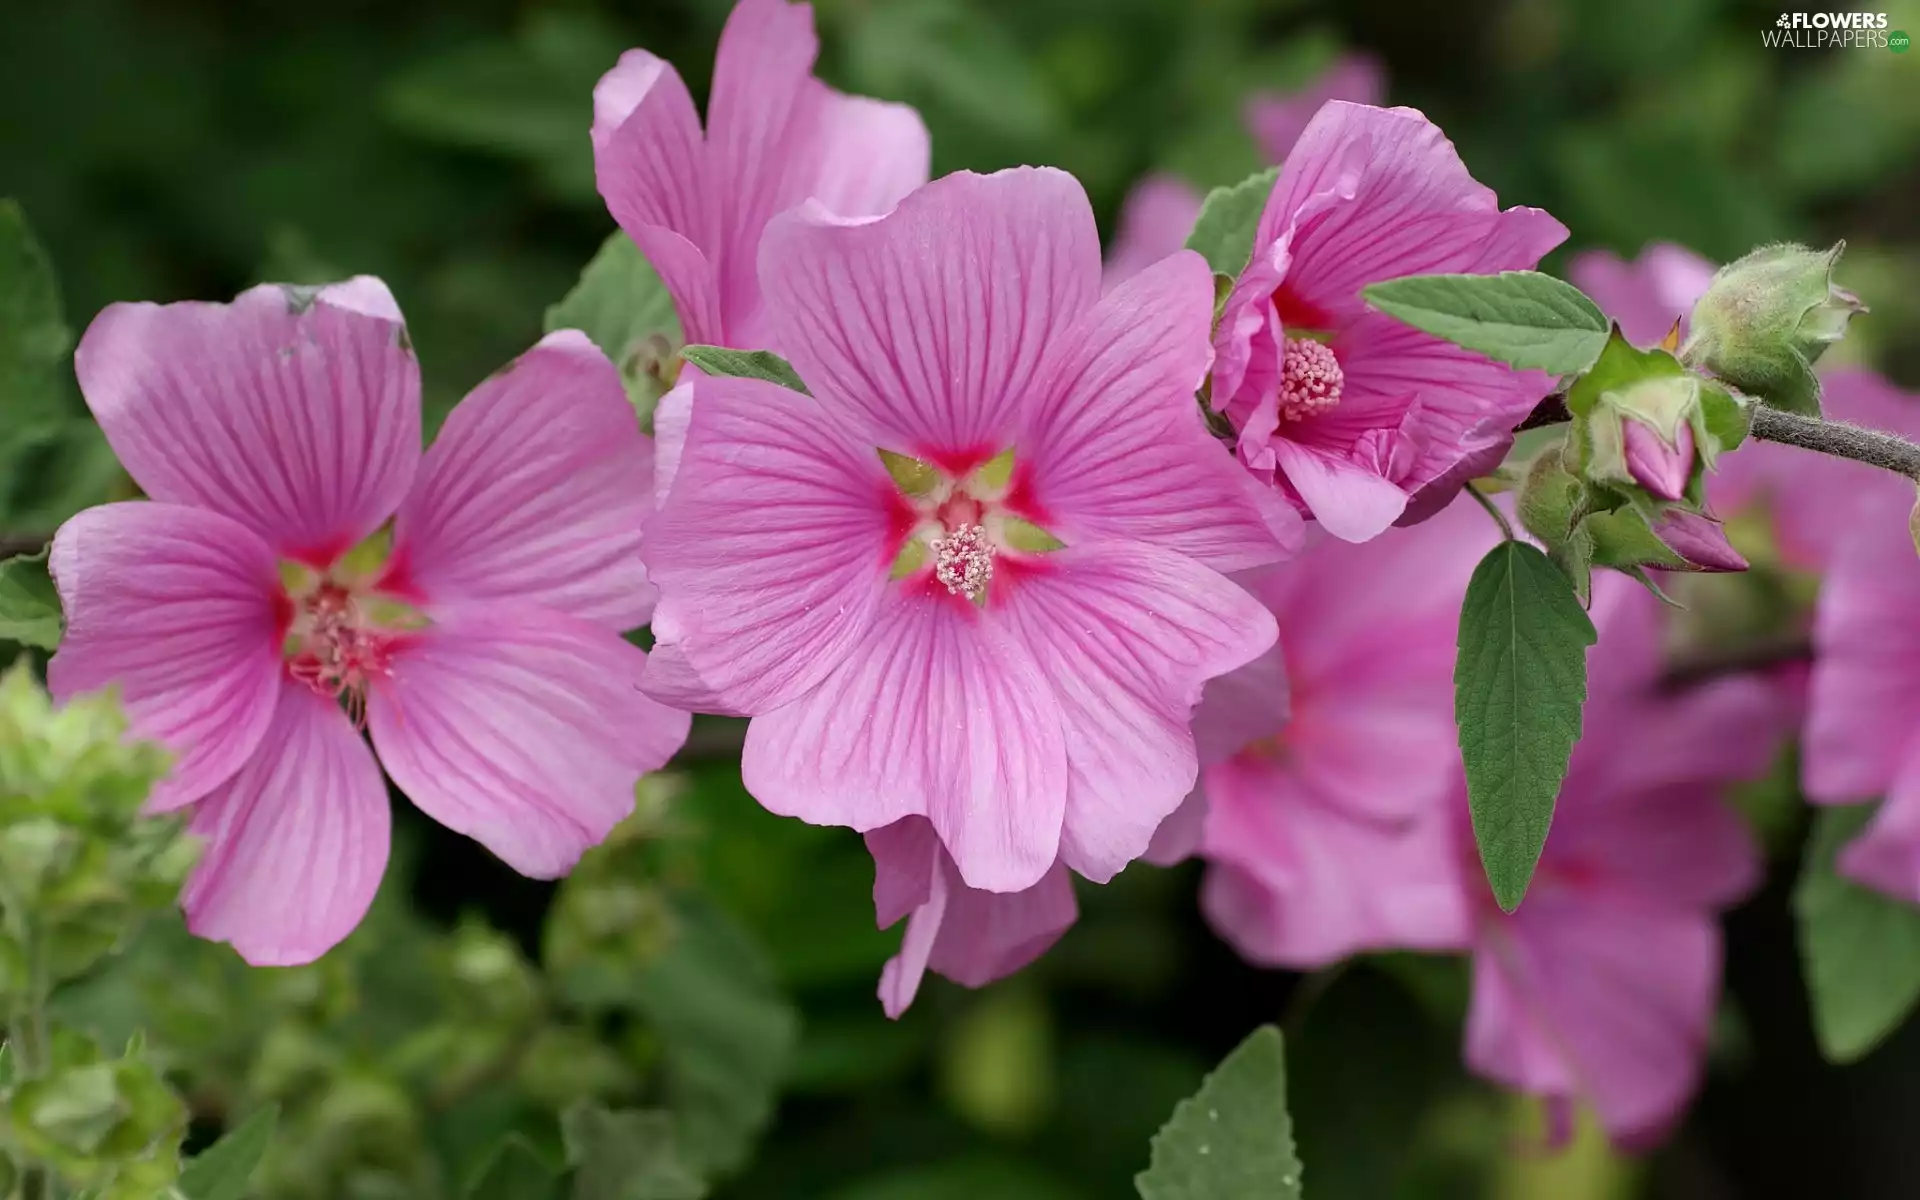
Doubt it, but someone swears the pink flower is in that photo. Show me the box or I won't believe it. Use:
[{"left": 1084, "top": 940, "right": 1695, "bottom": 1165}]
[
  {"left": 1463, "top": 576, "right": 1786, "bottom": 1147},
  {"left": 1211, "top": 102, "right": 1568, "bottom": 543},
  {"left": 1246, "top": 54, "right": 1386, "bottom": 163},
  {"left": 642, "top": 167, "right": 1298, "bottom": 895},
  {"left": 1104, "top": 175, "right": 1204, "bottom": 287},
  {"left": 1187, "top": 496, "right": 1494, "bottom": 966},
  {"left": 1804, "top": 491, "right": 1920, "bottom": 898},
  {"left": 592, "top": 0, "right": 931, "bottom": 351},
  {"left": 51, "top": 278, "right": 690, "bottom": 965},
  {"left": 1568, "top": 243, "right": 1715, "bottom": 349}
]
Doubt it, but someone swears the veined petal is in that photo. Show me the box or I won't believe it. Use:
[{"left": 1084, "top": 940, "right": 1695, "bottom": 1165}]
[
  {"left": 1268, "top": 438, "right": 1409, "bottom": 543},
  {"left": 182, "top": 680, "right": 391, "bottom": 966},
  {"left": 806, "top": 85, "right": 931, "bottom": 219},
  {"left": 48, "top": 502, "right": 284, "bottom": 812},
  {"left": 1021, "top": 251, "right": 1299, "bottom": 572},
  {"left": 760, "top": 167, "right": 1102, "bottom": 460},
  {"left": 1191, "top": 639, "right": 1291, "bottom": 768},
  {"left": 743, "top": 592, "right": 1069, "bottom": 894},
  {"left": 391, "top": 330, "right": 656, "bottom": 628},
  {"left": 995, "top": 541, "right": 1277, "bottom": 883},
  {"left": 74, "top": 278, "right": 422, "bottom": 561},
  {"left": 368, "top": 604, "right": 690, "bottom": 878}
]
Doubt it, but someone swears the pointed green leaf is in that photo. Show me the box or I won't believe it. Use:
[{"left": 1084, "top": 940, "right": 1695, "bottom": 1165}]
[
  {"left": 972, "top": 448, "right": 1016, "bottom": 492},
  {"left": 999, "top": 517, "right": 1064, "bottom": 553},
  {"left": 1135, "top": 1025, "right": 1300, "bottom": 1200},
  {"left": 678, "top": 347, "right": 810, "bottom": 396},
  {"left": 545, "top": 231, "right": 682, "bottom": 426},
  {"left": 879, "top": 449, "right": 941, "bottom": 496},
  {"left": 1795, "top": 804, "right": 1920, "bottom": 1063},
  {"left": 888, "top": 539, "right": 929, "bottom": 580},
  {"left": 563, "top": 1105, "right": 707, "bottom": 1200},
  {"left": 464, "top": 1135, "right": 561, "bottom": 1200},
  {"left": 0, "top": 547, "right": 62, "bottom": 650},
  {"left": 1454, "top": 540, "right": 1596, "bottom": 911},
  {"left": 178, "top": 1106, "right": 279, "bottom": 1200},
  {"left": 1185, "top": 167, "right": 1280, "bottom": 278},
  {"left": 1362, "top": 271, "right": 1610, "bottom": 375},
  {"left": 0, "top": 200, "right": 73, "bottom": 451}
]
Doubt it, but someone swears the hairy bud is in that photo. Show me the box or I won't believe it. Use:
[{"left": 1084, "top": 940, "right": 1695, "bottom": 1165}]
[{"left": 1683, "top": 241, "right": 1866, "bottom": 415}]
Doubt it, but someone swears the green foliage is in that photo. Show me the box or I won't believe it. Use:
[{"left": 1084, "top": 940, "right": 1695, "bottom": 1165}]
[
  {"left": 1795, "top": 804, "right": 1920, "bottom": 1064},
  {"left": 1184, "top": 167, "right": 1278, "bottom": 278},
  {"left": 463, "top": 1135, "right": 560, "bottom": 1200},
  {"left": 678, "top": 347, "right": 811, "bottom": 396},
  {"left": 179, "top": 1106, "right": 279, "bottom": 1200},
  {"left": 1361, "top": 271, "right": 1611, "bottom": 376},
  {"left": 843, "top": 0, "right": 1064, "bottom": 148},
  {"left": 544, "top": 231, "right": 683, "bottom": 429},
  {"left": 1454, "top": 540, "right": 1597, "bottom": 912},
  {"left": 0, "top": 200, "right": 73, "bottom": 451},
  {"left": 563, "top": 1104, "right": 706, "bottom": 1200},
  {"left": 1135, "top": 1026, "right": 1300, "bottom": 1200},
  {"left": 0, "top": 547, "right": 62, "bottom": 650}
]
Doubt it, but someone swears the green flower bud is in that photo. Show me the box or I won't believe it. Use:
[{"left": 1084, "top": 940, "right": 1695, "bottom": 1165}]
[{"left": 1683, "top": 241, "right": 1866, "bottom": 414}]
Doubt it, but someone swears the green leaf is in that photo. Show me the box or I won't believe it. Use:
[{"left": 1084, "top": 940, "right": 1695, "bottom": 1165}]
[
  {"left": 678, "top": 346, "right": 809, "bottom": 396},
  {"left": 1362, "top": 271, "right": 1611, "bottom": 375},
  {"left": 464, "top": 1134, "right": 561, "bottom": 1200},
  {"left": 545, "top": 232, "right": 683, "bottom": 427},
  {"left": 846, "top": 0, "right": 1063, "bottom": 143},
  {"left": 1454, "top": 540, "right": 1597, "bottom": 911},
  {"left": 1135, "top": 1025, "right": 1300, "bottom": 1200},
  {"left": 178, "top": 1105, "right": 279, "bottom": 1200},
  {"left": 1795, "top": 804, "right": 1920, "bottom": 1063},
  {"left": 1184, "top": 167, "right": 1279, "bottom": 279},
  {"left": 562, "top": 1105, "right": 706, "bottom": 1200},
  {"left": 0, "top": 199, "right": 72, "bottom": 445},
  {"left": 0, "top": 547, "right": 62, "bottom": 650}
]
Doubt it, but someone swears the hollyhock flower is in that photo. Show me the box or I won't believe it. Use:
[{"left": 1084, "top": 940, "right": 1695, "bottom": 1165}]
[
  {"left": 1184, "top": 496, "right": 1493, "bottom": 966},
  {"left": 1462, "top": 576, "right": 1787, "bottom": 1148},
  {"left": 592, "top": 0, "right": 930, "bottom": 351},
  {"left": 1804, "top": 492, "right": 1920, "bottom": 899},
  {"left": 51, "top": 278, "right": 690, "bottom": 965},
  {"left": 1104, "top": 175, "right": 1203, "bottom": 287},
  {"left": 1211, "top": 102, "right": 1568, "bottom": 543},
  {"left": 1246, "top": 53, "right": 1386, "bottom": 163},
  {"left": 643, "top": 167, "right": 1298, "bottom": 895}
]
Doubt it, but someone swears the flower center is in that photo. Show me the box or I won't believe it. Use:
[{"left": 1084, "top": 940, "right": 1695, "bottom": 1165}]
[
  {"left": 1278, "top": 336, "right": 1343, "bottom": 421},
  {"left": 880, "top": 448, "right": 1064, "bottom": 606},
  {"left": 929, "top": 523, "right": 995, "bottom": 600},
  {"left": 278, "top": 530, "right": 424, "bottom": 726}
]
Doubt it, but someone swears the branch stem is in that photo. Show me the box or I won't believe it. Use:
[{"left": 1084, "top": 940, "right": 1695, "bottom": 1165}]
[{"left": 1517, "top": 395, "right": 1920, "bottom": 479}]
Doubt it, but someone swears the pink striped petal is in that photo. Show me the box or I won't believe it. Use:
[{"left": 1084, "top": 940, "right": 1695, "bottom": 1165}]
[
  {"left": 641, "top": 375, "right": 894, "bottom": 715},
  {"left": 760, "top": 168, "right": 1102, "bottom": 459},
  {"left": 1021, "top": 251, "right": 1300, "bottom": 572},
  {"left": 182, "top": 680, "right": 391, "bottom": 966},
  {"left": 1268, "top": 437, "right": 1409, "bottom": 543},
  {"left": 74, "top": 279, "right": 421, "bottom": 562},
  {"left": 996, "top": 542, "right": 1277, "bottom": 883},
  {"left": 1142, "top": 786, "right": 1208, "bottom": 866},
  {"left": 592, "top": 50, "right": 722, "bottom": 345},
  {"left": 1191, "top": 639, "right": 1291, "bottom": 767},
  {"left": 48, "top": 502, "right": 284, "bottom": 813},
  {"left": 368, "top": 605, "right": 691, "bottom": 878},
  {"left": 807, "top": 85, "right": 932, "bottom": 220},
  {"left": 391, "top": 330, "right": 655, "bottom": 628},
  {"left": 1837, "top": 748, "right": 1920, "bottom": 902},
  {"left": 743, "top": 592, "right": 1070, "bottom": 893}
]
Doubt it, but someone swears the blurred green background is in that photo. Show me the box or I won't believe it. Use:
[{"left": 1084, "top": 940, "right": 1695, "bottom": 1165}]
[{"left": 4, "top": 0, "right": 1920, "bottom": 1196}]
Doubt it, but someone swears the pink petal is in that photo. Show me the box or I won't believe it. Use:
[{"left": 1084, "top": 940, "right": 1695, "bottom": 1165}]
[
  {"left": 1467, "top": 896, "right": 1720, "bottom": 1149},
  {"left": 1648, "top": 509, "right": 1749, "bottom": 573},
  {"left": 1268, "top": 437, "right": 1409, "bottom": 542},
  {"left": 1805, "top": 499, "right": 1920, "bottom": 802},
  {"left": 1261, "top": 102, "right": 1566, "bottom": 325},
  {"left": 807, "top": 85, "right": 932, "bottom": 219},
  {"left": 1624, "top": 419, "right": 1693, "bottom": 502},
  {"left": 995, "top": 541, "right": 1277, "bottom": 883},
  {"left": 74, "top": 278, "right": 421, "bottom": 562},
  {"left": 1143, "top": 786, "right": 1208, "bottom": 866},
  {"left": 1199, "top": 758, "right": 1471, "bottom": 965},
  {"left": 1191, "top": 639, "right": 1291, "bottom": 767},
  {"left": 391, "top": 330, "right": 656, "bottom": 629},
  {"left": 1545, "top": 781, "right": 1759, "bottom": 911},
  {"left": 868, "top": 816, "right": 940, "bottom": 927},
  {"left": 592, "top": 50, "right": 722, "bottom": 345},
  {"left": 742, "top": 591, "right": 1070, "bottom": 893},
  {"left": 1574, "top": 671, "right": 1792, "bottom": 807},
  {"left": 1021, "top": 250, "right": 1299, "bottom": 572},
  {"left": 1837, "top": 748, "right": 1920, "bottom": 902},
  {"left": 1103, "top": 175, "right": 1204, "bottom": 286},
  {"left": 367, "top": 604, "right": 691, "bottom": 878},
  {"left": 1567, "top": 244, "right": 1715, "bottom": 348},
  {"left": 1245, "top": 54, "right": 1386, "bottom": 163},
  {"left": 48, "top": 502, "right": 284, "bottom": 813},
  {"left": 651, "top": 378, "right": 695, "bottom": 506},
  {"left": 760, "top": 167, "right": 1102, "bottom": 459},
  {"left": 181, "top": 680, "right": 391, "bottom": 966},
  {"left": 641, "top": 375, "right": 894, "bottom": 715}
]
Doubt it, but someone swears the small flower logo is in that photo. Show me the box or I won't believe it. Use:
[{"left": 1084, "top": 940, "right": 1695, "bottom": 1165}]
[{"left": 1776, "top": 12, "right": 1792, "bottom": 26}]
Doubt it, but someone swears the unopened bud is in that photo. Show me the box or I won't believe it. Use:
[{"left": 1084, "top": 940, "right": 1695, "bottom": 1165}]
[
  {"left": 1683, "top": 241, "right": 1866, "bottom": 414},
  {"left": 1621, "top": 404, "right": 1695, "bottom": 501}
]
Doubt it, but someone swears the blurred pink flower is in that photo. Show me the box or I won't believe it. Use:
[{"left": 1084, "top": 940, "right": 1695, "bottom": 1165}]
[
  {"left": 642, "top": 167, "right": 1297, "bottom": 896},
  {"left": 1211, "top": 102, "right": 1567, "bottom": 542},
  {"left": 1568, "top": 243, "right": 1715, "bottom": 349},
  {"left": 1246, "top": 54, "right": 1386, "bottom": 163},
  {"left": 592, "top": 0, "right": 931, "bottom": 350},
  {"left": 1185, "top": 496, "right": 1494, "bottom": 966},
  {"left": 51, "top": 279, "right": 690, "bottom": 966},
  {"left": 1462, "top": 576, "right": 1786, "bottom": 1148},
  {"left": 1103, "top": 175, "right": 1203, "bottom": 287}
]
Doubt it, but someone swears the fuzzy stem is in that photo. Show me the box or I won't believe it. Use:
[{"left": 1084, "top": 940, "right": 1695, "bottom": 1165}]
[{"left": 1517, "top": 395, "right": 1920, "bottom": 479}]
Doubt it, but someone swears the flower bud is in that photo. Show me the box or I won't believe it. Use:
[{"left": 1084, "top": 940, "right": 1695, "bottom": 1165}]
[
  {"left": 1619, "top": 396, "right": 1696, "bottom": 502},
  {"left": 1567, "top": 329, "right": 1751, "bottom": 508},
  {"left": 1683, "top": 241, "right": 1866, "bottom": 414}
]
